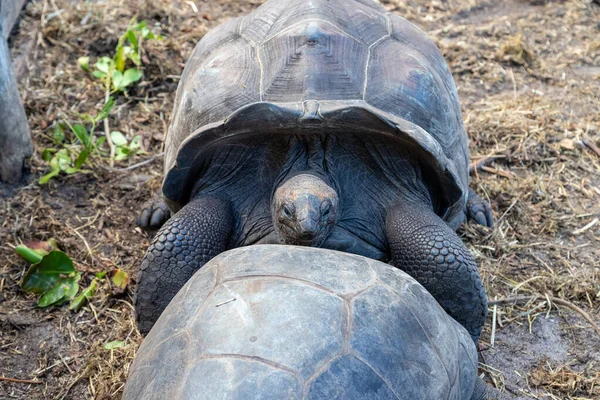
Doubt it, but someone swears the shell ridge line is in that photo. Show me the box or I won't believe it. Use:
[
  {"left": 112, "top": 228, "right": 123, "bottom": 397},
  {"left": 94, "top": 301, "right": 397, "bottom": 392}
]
[
  {"left": 302, "top": 352, "right": 346, "bottom": 396},
  {"left": 188, "top": 284, "right": 220, "bottom": 330},
  {"left": 264, "top": 18, "right": 362, "bottom": 44},
  {"left": 385, "top": 12, "right": 392, "bottom": 36},
  {"left": 397, "top": 294, "right": 453, "bottom": 387},
  {"left": 350, "top": 352, "right": 401, "bottom": 400},
  {"left": 188, "top": 353, "right": 303, "bottom": 382},
  {"left": 220, "top": 274, "right": 342, "bottom": 296},
  {"left": 220, "top": 281, "right": 254, "bottom": 327},
  {"left": 362, "top": 34, "right": 390, "bottom": 100}
]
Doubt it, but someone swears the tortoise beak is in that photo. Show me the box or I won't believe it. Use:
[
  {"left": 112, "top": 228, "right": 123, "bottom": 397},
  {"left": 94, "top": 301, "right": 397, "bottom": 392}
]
[{"left": 297, "top": 219, "right": 319, "bottom": 241}]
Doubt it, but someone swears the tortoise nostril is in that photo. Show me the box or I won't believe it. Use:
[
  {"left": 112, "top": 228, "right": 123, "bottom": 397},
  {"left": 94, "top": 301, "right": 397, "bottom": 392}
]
[
  {"left": 297, "top": 220, "right": 318, "bottom": 240},
  {"left": 299, "top": 230, "right": 315, "bottom": 240}
]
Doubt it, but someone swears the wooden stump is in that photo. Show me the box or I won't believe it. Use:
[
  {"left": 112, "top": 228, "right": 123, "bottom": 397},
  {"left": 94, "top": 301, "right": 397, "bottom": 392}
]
[{"left": 0, "top": 0, "right": 32, "bottom": 184}]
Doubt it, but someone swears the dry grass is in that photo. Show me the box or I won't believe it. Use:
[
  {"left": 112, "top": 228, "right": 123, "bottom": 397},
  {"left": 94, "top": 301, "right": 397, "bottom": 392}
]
[{"left": 0, "top": 0, "right": 599, "bottom": 399}]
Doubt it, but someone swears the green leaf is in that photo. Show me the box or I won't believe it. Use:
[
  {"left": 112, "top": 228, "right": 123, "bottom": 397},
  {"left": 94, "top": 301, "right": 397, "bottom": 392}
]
[
  {"left": 78, "top": 56, "right": 90, "bottom": 72},
  {"left": 95, "top": 57, "right": 113, "bottom": 74},
  {"left": 111, "top": 269, "right": 129, "bottom": 289},
  {"left": 126, "top": 29, "right": 138, "bottom": 49},
  {"left": 121, "top": 68, "right": 142, "bottom": 88},
  {"left": 74, "top": 149, "right": 89, "bottom": 169},
  {"left": 133, "top": 20, "right": 148, "bottom": 31},
  {"left": 38, "top": 277, "right": 78, "bottom": 307},
  {"left": 111, "top": 70, "right": 124, "bottom": 91},
  {"left": 71, "top": 124, "right": 90, "bottom": 147},
  {"left": 38, "top": 280, "right": 70, "bottom": 307},
  {"left": 52, "top": 123, "right": 66, "bottom": 144},
  {"left": 127, "top": 52, "right": 141, "bottom": 67},
  {"left": 95, "top": 271, "right": 107, "bottom": 279},
  {"left": 37, "top": 275, "right": 79, "bottom": 307},
  {"left": 42, "top": 148, "right": 56, "bottom": 162},
  {"left": 95, "top": 97, "right": 115, "bottom": 123},
  {"left": 15, "top": 245, "right": 44, "bottom": 264},
  {"left": 110, "top": 131, "right": 128, "bottom": 146},
  {"left": 39, "top": 170, "right": 60, "bottom": 185},
  {"left": 69, "top": 277, "right": 98, "bottom": 312},
  {"left": 92, "top": 70, "right": 106, "bottom": 79},
  {"left": 115, "top": 45, "right": 126, "bottom": 73},
  {"left": 21, "top": 251, "right": 76, "bottom": 294},
  {"left": 57, "top": 154, "right": 72, "bottom": 172},
  {"left": 114, "top": 147, "right": 130, "bottom": 161},
  {"left": 104, "top": 340, "right": 126, "bottom": 350},
  {"left": 16, "top": 240, "right": 58, "bottom": 263},
  {"left": 49, "top": 155, "right": 60, "bottom": 170},
  {"left": 64, "top": 275, "right": 81, "bottom": 300},
  {"left": 129, "top": 135, "right": 142, "bottom": 150}
]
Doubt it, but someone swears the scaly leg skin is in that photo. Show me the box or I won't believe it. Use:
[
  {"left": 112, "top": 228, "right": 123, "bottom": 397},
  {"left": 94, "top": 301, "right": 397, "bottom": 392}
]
[
  {"left": 135, "top": 196, "right": 233, "bottom": 334},
  {"left": 137, "top": 194, "right": 172, "bottom": 231},
  {"left": 467, "top": 188, "right": 494, "bottom": 228},
  {"left": 471, "top": 376, "right": 503, "bottom": 400},
  {"left": 386, "top": 202, "right": 487, "bottom": 343}
]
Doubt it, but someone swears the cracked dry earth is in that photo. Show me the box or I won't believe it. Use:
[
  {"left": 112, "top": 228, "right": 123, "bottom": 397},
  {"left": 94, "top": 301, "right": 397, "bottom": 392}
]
[{"left": 1, "top": 0, "right": 599, "bottom": 399}]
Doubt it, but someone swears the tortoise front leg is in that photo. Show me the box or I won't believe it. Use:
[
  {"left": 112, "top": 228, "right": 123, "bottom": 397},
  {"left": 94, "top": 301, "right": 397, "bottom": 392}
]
[
  {"left": 135, "top": 196, "right": 233, "bottom": 334},
  {"left": 386, "top": 202, "right": 487, "bottom": 342}
]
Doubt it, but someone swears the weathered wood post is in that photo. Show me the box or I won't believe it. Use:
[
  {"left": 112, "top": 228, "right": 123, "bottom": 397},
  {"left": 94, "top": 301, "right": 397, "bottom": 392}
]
[{"left": 0, "top": 0, "right": 32, "bottom": 184}]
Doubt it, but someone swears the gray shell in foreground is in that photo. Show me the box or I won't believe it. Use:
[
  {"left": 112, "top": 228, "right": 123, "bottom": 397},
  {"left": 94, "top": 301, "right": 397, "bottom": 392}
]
[
  {"left": 123, "top": 245, "right": 478, "bottom": 399},
  {"left": 162, "top": 0, "right": 469, "bottom": 225}
]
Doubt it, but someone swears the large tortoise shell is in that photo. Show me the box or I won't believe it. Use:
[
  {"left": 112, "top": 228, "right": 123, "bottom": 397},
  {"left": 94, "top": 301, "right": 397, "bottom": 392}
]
[
  {"left": 163, "top": 0, "right": 469, "bottom": 225},
  {"left": 123, "top": 246, "right": 478, "bottom": 399}
]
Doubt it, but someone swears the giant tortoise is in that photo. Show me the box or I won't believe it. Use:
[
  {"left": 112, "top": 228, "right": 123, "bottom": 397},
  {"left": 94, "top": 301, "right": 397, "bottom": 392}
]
[
  {"left": 135, "top": 0, "right": 494, "bottom": 341},
  {"left": 125, "top": 246, "right": 492, "bottom": 399}
]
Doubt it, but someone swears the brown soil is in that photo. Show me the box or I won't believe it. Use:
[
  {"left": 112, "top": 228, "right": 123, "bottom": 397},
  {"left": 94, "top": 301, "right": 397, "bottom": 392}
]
[{"left": 1, "top": 0, "right": 599, "bottom": 399}]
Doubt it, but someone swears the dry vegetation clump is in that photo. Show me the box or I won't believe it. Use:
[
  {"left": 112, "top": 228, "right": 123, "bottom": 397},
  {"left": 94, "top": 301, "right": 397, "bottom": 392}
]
[{"left": 0, "top": 0, "right": 599, "bottom": 399}]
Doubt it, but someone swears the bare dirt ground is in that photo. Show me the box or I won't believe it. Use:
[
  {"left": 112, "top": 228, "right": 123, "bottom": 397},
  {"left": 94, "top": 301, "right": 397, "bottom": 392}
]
[{"left": 0, "top": 0, "right": 599, "bottom": 399}]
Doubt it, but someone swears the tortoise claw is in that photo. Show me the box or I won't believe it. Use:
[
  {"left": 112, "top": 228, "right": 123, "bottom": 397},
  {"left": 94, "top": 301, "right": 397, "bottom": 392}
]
[
  {"left": 137, "top": 197, "right": 171, "bottom": 231},
  {"left": 467, "top": 189, "right": 494, "bottom": 228}
]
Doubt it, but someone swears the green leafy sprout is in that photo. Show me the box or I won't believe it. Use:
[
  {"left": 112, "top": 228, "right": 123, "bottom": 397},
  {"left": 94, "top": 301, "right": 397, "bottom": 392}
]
[
  {"left": 40, "top": 18, "right": 162, "bottom": 184},
  {"left": 39, "top": 98, "right": 115, "bottom": 184},
  {"left": 14, "top": 241, "right": 128, "bottom": 310},
  {"left": 89, "top": 19, "right": 162, "bottom": 94}
]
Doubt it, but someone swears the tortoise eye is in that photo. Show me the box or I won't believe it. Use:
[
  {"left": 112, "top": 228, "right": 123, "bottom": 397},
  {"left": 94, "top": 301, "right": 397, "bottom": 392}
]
[
  {"left": 320, "top": 201, "right": 332, "bottom": 217},
  {"left": 282, "top": 204, "right": 295, "bottom": 219}
]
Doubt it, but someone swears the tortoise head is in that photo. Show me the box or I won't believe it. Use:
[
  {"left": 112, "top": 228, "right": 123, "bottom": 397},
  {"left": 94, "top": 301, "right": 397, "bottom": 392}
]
[{"left": 272, "top": 174, "right": 338, "bottom": 247}]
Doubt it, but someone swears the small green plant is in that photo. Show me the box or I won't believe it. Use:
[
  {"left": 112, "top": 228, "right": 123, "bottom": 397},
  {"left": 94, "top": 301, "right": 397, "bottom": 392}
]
[
  {"left": 15, "top": 240, "right": 128, "bottom": 310},
  {"left": 40, "top": 18, "right": 162, "bottom": 183},
  {"left": 16, "top": 240, "right": 81, "bottom": 307},
  {"left": 85, "top": 19, "right": 162, "bottom": 94},
  {"left": 39, "top": 98, "right": 115, "bottom": 184},
  {"left": 110, "top": 131, "right": 144, "bottom": 161},
  {"left": 69, "top": 271, "right": 106, "bottom": 312}
]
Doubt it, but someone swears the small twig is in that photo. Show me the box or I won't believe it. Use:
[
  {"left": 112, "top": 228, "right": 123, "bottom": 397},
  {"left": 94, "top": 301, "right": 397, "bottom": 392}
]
[
  {"left": 0, "top": 376, "right": 42, "bottom": 384},
  {"left": 104, "top": 82, "right": 115, "bottom": 168},
  {"left": 108, "top": 152, "right": 165, "bottom": 172},
  {"left": 490, "top": 299, "right": 498, "bottom": 347},
  {"left": 582, "top": 138, "right": 600, "bottom": 157},
  {"left": 495, "top": 196, "right": 520, "bottom": 226},
  {"left": 469, "top": 155, "right": 505, "bottom": 174},
  {"left": 489, "top": 295, "right": 600, "bottom": 338},
  {"left": 572, "top": 218, "right": 599, "bottom": 235},
  {"left": 480, "top": 165, "right": 515, "bottom": 179},
  {"left": 66, "top": 223, "right": 94, "bottom": 266},
  {"left": 216, "top": 298, "right": 236, "bottom": 307}
]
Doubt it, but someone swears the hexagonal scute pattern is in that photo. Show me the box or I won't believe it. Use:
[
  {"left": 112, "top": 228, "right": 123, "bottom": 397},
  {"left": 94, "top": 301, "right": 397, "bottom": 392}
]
[
  {"left": 189, "top": 277, "right": 346, "bottom": 380},
  {"left": 181, "top": 357, "right": 302, "bottom": 399},
  {"left": 124, "top": 245, "right": 479, "bottom": 399}
]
